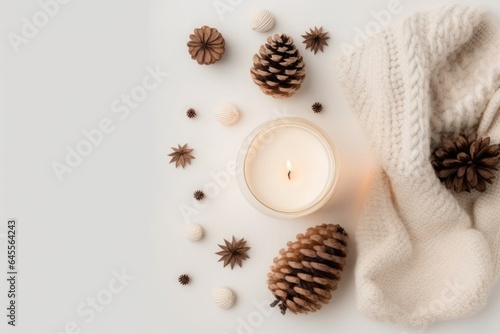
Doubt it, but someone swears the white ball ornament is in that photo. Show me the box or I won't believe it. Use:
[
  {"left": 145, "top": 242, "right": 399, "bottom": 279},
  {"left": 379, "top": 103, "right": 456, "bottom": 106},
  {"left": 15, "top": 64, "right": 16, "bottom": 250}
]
[
  {"left": 212, "top": 286, "right": 236, "bottom": 309},
  {"left": 250, "top": 9, "right": 275, "bottom": 33},
  {"left": 215, "top": 103, "right": 240, "bottom": 125},
  {"left": 184, "top": 223, "right": 203, "bottom": 241}
]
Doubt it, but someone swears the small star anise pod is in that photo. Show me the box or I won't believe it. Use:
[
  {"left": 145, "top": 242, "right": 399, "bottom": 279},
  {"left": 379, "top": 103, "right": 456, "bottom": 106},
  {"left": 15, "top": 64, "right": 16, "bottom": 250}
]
[
  {"left": 186, "top": 108, "right": 197, "bottom": 118},
  {"left": 216, "top": 236, "right": 250, "bottom": 269},
  {"left": 178, "top": 274, "right": 190, "bottom": 285},
  {"left": 302, "top": 27, "right": 330, "bottom": 54},
  {"left": 193, "top": 190, "right": 205, "bottom": 201},
  {"left": 168, "top": 144, "right": 195, "bottom": 168},
  {"left": 431, "top": 132, "right": 500, "bottom": 193},
  {"left": 312, "top": 102, "right": 323, "bottom": 113}
]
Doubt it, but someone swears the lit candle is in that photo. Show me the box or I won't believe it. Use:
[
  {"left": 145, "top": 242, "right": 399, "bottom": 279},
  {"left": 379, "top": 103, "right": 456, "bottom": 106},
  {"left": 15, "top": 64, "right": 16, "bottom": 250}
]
[{"left": 237, "top": 117, "right": 339, "bottom": 219}]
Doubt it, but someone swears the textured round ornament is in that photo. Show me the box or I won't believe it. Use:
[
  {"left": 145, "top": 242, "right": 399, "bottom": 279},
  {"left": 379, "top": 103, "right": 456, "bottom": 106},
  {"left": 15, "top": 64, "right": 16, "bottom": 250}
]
[
  {"left": 215, "top": 103, "right": 240, "bottom": 125},
  {"left": 212, "top": 286, "right": 236, "bottom": 309},
  {"left": 250, "top": 9, "right": 275, "bottom": 33},
  {"left": 250, "top": 34, "right": 306, "bottom": 98},
  {"left": 267, "top": 223, "right": 348, "bottom": 315},
  {"left": 184, "top": 222, "right": 203, "bottom": 241}
]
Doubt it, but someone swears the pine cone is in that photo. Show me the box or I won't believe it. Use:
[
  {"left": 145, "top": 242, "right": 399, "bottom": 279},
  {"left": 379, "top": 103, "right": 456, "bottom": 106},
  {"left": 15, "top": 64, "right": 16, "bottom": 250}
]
[
  {"left": 187, "top": 26, "right": 225, "bottom": 65},
  {"left": 431, "top": 132, "right": 500, "bottom": 193},
  {"left": 250, "top": 34, "right": 306, "bottom": 99},
  {"left": 267, "top": 224, "right": 348, "bottom": 315}
]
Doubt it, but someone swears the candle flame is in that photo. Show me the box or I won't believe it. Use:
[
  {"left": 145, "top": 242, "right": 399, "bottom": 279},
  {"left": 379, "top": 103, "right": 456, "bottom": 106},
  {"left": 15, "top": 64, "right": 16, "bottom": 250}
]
[{"left": 287, "top": 159, "right": 292, "bottom": 180}]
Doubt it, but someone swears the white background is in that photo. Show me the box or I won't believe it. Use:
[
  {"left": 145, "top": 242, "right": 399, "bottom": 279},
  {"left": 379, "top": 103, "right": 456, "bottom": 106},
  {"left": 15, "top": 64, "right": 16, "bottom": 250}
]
[{"left": 2, "top": 0, "right": 500, "bottom": 334}]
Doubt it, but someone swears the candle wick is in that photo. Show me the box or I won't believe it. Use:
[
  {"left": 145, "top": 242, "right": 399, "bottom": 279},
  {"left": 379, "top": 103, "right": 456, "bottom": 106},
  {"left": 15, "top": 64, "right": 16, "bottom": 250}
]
[{"left": 288, "top": 171, "right": 291, "bottom": 180}]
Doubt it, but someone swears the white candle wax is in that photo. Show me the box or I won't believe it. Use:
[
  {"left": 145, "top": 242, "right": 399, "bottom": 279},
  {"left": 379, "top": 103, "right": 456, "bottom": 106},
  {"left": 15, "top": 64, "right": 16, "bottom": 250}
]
[{"left": 243, "top": 120, "right": 335, "bottom": 214}]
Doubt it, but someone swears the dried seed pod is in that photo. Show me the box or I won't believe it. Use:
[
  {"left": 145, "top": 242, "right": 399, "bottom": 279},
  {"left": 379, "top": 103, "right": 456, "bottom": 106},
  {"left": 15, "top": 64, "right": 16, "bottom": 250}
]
[
  {"left": 168, "top": 144, "right": 195, "bottom": 168},
  {"left": 312, "top": 102, "right": 323, "bottom": 113},
  {"left": 178, "top": 274, "right": 190, "bottom": 285},
  {"left": 302, "top": 27, "right": 330, "bottom": 54},
  {"left": 194, "top": 190, "right": 205, "bottom": 201},
  {"left": 186, "top": 108, "right": 197, "bottom": 118},
  {"left": 187, "top": 26, "right": 225, "bottom": 65}
]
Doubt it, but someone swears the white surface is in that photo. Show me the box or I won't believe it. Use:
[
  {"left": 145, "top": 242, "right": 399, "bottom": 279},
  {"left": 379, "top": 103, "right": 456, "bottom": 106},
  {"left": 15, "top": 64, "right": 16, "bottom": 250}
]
[
  {"left": 2, "top": 1, "right": 150, "bottom": 334},
  {"left": 0, "top": 0, "right": 499, "bottom": 334}
]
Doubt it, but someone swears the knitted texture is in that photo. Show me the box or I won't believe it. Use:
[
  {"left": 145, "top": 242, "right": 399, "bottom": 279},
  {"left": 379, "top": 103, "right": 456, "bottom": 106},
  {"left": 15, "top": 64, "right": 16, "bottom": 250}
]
[{"left": 337, "top": 6, "right": 500, "bottom": 327}]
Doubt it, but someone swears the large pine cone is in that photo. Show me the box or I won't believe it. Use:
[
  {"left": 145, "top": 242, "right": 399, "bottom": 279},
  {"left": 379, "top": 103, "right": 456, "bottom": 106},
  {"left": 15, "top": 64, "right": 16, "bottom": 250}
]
[
  {"left": 250, "top": 34, "right": 306, "bottom": 99},
  {"left": 431, "top": 132, "right": 500, "bottom": 193},
  {"left": 267, "top": 224, "right": 348, "bottom": 315},
  {"left": 187, "top": 26, "right": 225, "bottom": 65}
]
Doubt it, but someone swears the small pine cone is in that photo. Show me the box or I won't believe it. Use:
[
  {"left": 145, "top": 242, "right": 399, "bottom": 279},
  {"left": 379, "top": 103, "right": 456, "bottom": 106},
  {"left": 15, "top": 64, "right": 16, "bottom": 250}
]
[
  {"left": 186, "top": 108, "right": 197, "bottom": 118},
  {"left": 178, "top": 274, "right": 190, "bottom": 285},
  {"left": 193, "top": 190, "right": 205, "bottom": 201},
  {"left": 267, "top": 224, "right": 348, "bottom": 315},
  {"left": 250, "top": 34, "right": 306, "bottom": 99},
  {"left": 431, "top": 132, "right": 500, "bottom": 193},
  {"left": 312, "top": 102, "right": 323, "bottom": 113}
]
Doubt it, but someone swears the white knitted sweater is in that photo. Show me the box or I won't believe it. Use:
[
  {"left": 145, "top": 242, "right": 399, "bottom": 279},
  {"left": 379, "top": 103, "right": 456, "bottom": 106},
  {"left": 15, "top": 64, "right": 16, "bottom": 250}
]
[{"left": 337, "top": 6, "right": 500, "bottom": 327}]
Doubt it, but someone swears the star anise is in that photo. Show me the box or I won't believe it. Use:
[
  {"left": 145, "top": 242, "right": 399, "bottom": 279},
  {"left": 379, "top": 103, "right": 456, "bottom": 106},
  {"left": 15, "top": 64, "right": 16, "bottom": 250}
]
[
  {"left": 302, "top": 27, "right": 330, "bottom": 54},
  {"left": 168, "top": 144, "right": 195, "bottom": 168},
  {"left": 216, "top": 236, "right": 250, "bottom": 269}
]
